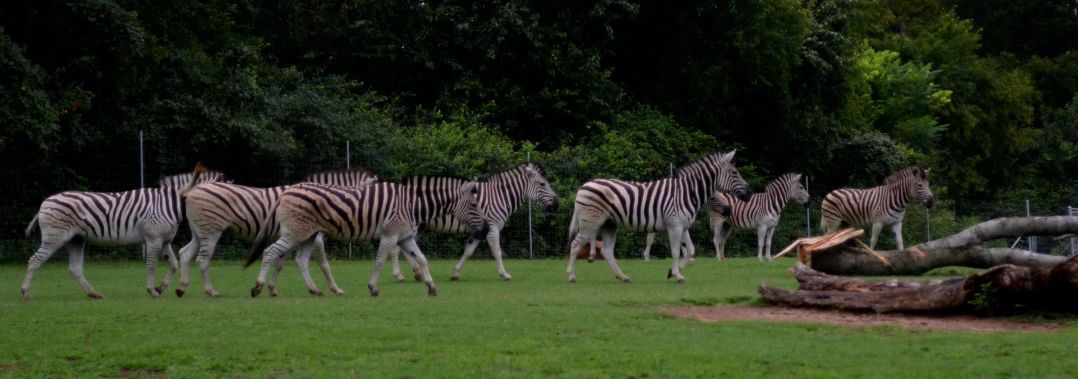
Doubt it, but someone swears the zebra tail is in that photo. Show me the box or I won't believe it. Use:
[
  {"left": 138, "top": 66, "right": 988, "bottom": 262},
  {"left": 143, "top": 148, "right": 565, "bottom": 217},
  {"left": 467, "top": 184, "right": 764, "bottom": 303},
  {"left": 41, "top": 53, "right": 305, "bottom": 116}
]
[
  {"left": 24, "top": 214, "right": 40, "bottom": 238},
  {"left": 564, "top": 207, "right": 580, "bottom": 257},
  {"left": 243, "top": 200, "right": 279, "bottom": 269},
  {"left": 177, "top": 161, "right": 207, "bottom": 197}
]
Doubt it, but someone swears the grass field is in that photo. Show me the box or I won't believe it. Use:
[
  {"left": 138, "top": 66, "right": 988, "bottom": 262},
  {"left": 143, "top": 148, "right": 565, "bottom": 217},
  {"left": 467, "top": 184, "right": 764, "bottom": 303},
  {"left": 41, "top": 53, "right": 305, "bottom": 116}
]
[{"left": 2, "top": 257, "right": 1077, "bottom": 378}]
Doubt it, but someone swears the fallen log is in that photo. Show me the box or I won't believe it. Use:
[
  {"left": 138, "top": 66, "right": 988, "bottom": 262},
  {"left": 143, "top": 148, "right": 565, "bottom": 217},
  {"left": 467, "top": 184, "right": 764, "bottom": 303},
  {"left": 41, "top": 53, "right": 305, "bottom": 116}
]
[
  {"left": 777, "top": 216, "right": 1078, "bottom": 276},
  {"left": 758, "top": 257, "right": 1078, "bottom": 313}
]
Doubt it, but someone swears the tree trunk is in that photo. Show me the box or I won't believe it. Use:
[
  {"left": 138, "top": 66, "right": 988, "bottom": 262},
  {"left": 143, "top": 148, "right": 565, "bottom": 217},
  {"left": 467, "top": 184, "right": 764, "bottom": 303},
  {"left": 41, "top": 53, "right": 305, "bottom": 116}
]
[
  {"left": 800, "top": 216, "right": 1078, "bottom": 276},
  {"left": 757, "top": 256, "right": 1078, "bottom": 313}
]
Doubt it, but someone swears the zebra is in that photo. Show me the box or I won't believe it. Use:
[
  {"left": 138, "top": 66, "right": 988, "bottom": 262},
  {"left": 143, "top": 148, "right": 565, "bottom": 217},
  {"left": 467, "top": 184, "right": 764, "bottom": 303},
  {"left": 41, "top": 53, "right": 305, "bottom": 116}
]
[
  {"left": 20, "top": 163, "right": 222, "bottom": 300},
  {"left": 820, "top": 165, "right": 935, "bottom": 250},
  {"left": 388, "top": 162, "right": 559, "bottom": 282},
  {"left": 564, "top": 150, "right": 753, "bottom": 284},
  {"left": 242, "top": 176, "right": 490, "bottom": 298},
  {"left": 709, "top": 173, "right": 810, "bottom": 262},
  {"left": 639, "top": 188, "right": 733, "bottom": 263},
  {"left": 172, "top": 168, "right": 379, "bottom": 298}
]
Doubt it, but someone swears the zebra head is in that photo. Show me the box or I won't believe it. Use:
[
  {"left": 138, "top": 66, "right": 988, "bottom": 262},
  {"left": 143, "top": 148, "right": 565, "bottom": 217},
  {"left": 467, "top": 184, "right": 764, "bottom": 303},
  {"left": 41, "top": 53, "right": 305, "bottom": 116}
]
[
  {"left": 708, "top": 192, "right": 732, "bottom": 217},
  {"left": 884, "top": 166, "right": 935, "bottom": 209},
  {"left": 452, "top": 178, "right": 490, "bottom": 239},
  {"left": 522, "top": 162, "right": 559, "bottom": 213},
  {"left": 784, "top": 173, "right": 811, "bottom": 209},
  {"left": 676, "top": 150, "right": 753, "bottom": 202}
]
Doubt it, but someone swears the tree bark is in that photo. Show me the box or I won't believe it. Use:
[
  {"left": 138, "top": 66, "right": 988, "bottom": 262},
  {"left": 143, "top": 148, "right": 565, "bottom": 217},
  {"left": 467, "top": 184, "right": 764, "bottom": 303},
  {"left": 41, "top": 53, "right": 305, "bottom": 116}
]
[
  {"left": 758, "top": 257, "right": 1078, "bottom": 313},
  {"left": 804, "top": 216, "right": 1078, "bottom": 276}
]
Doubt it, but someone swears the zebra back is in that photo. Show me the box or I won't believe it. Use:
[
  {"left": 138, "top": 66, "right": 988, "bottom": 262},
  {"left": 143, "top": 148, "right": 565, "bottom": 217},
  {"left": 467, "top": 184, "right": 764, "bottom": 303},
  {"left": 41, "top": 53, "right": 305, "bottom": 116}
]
[
  {"left": 159, "top": 168, "right": 229, "bottom": 188},
  {"left": 301, "top": 168, "right": 378, "bottom": 187}
]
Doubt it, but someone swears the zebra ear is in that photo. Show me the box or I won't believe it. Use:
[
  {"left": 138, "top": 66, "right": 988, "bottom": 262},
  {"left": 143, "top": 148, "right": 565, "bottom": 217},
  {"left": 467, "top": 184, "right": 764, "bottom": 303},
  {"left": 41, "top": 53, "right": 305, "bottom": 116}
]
[{"left": 720, "top": 150, "right": 736, "bottom": 164}]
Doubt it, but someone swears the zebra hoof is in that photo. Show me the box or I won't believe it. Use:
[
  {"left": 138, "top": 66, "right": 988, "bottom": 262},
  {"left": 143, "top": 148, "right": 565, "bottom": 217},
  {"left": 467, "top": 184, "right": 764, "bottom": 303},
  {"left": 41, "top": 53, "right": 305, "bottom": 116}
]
[
  {"left": 251, "top": 287, "right": 262, "bottom": 298},
  {"left": 175, "top": 288, "right": 185, "bottom": 298},
  {"left": 21, "top": 288, "right": 31, "bottom": 301},
  {"left": 450, "top": 276, "right": 460, "bottom": 282},
  {"left": 332, "top": 289, "right": 345, "bottom": 296},
  {"left": 569, "top": 278, "right": 577, "bottom": 284},
  {"left": 153, "top": 285, "right": 166, "bottom": 294},
  {"left": 414, "top": 274, "right": 423, "bottom": 282},
  {"left": 677, "top": 278, "right": 686, "bottom": 284},
  {"left": 147, "top": 288, "right": 160, "bottom": 298},
  {"left": 428, "top": 287, "right": 437, "bottom": 297},
  {"left": 621, "top": 277, "right": 632, "bottom": 283},
  {"left": 88, "top": 292, "right": 103, "bottom": 299},
  {"left": 368, "top": 284, "right": 379, "bottom": 298},
  {"left": 503, "top": 276, "right": 513, "bottom": 282},
  {"left": 310, "top": 289, "right": 324, "bottom": 297}
]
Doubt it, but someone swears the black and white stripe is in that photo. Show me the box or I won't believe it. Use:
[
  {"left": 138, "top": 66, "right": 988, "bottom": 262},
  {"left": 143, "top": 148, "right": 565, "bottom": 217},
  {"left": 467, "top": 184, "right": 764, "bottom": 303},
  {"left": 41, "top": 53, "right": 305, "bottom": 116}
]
[
  {"left": 20, "top": 163, "right": 218, "bottom": 300},
  {"left": 820, "top": 166, "right": 935, "bottom": 250},
  {"left": 174, "top": 168, "right": 378, "bottom": 298},
  {"left": 243, "top": 176, "right": 489, "bottom": 298},
  {"left": 564, "top": 151, "right": 752, "bottom": 284},
  {"left": 391, "top": 162, "right": 559, "bottom": 282},
  {"left": 707, "top": 173, "right": 810, "bottom": 261},
  {"left": 158, "top": 169, "right": 230, "bottom": 187}
]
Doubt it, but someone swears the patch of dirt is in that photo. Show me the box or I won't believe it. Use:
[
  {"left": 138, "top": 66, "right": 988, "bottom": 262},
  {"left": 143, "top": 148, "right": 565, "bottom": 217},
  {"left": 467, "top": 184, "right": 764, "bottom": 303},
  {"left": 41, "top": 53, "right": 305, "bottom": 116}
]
[
  {"left": 661, "top": 305, "right": 1066, "bottom": 333},
  {"left": 0, "top": 364, "right": 27, "bottom": 372}
]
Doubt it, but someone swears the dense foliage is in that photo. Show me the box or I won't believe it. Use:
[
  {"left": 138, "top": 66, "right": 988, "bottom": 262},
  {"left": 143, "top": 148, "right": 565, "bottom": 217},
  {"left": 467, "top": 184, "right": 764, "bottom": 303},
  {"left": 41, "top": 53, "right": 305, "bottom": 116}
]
[{"left": 1, "top": 0, "right": 1075, "bottom": 259}]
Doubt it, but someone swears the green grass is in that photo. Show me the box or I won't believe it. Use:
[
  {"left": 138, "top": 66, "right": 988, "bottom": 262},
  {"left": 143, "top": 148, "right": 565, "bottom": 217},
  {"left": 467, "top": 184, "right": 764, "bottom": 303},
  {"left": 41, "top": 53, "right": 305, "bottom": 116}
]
[{"left": 1, "top": 258, "right": 1076, "bottom": 378}]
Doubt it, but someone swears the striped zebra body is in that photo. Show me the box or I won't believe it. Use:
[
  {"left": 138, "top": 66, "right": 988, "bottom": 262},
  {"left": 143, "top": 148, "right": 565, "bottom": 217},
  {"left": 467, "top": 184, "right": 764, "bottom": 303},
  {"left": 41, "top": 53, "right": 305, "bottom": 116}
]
[
  {"left": 709, "top": 173, "right": 810, "bottom": 261},
  {"left": 242, "top": 176, "right": 488, "bottom": 298},
  {"left": 820, "top": 166, "right": 935, "bottom": 250},
  {"left": 565, "top": 151, "right": 752, "bottom": 284},
  {"left": 174, "top": 168, "right": 377, "bottom": 297},
  {"left": 390, "top": 162, "right": 559, "bottom": 282},
  {"left": 640, "top": 188, "right": 735, "bottom": 263},
  {"left": 21, "top": 163, "right": 214, "bottom": 300}
]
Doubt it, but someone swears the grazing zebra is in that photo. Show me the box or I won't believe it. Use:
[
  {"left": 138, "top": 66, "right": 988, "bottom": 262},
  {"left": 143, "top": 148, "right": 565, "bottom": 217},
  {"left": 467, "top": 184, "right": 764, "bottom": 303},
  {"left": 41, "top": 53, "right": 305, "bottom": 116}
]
[
  {"left": 639, "top": 188, "right": 733, "bottom": 262},
  {"left": 565, "top": 150, "right": 753, "bottom": 284},
  {"left": 709, "top": 173, "right": 810, "bottom": 262},
  {"left": 21, "top": 163, "right": 220, "bottom": 300},
  {"left": 389, "top": 162, "right": 559, "bottom": 282},
  {"left": 820, "top": 166, "right": 935, "bottom": 250},
  {"left": 172, "top": 168, "right": 379, "bottom": 298},
  {"left": 243, "top": 176, "right": 489, "bottom": 298}
]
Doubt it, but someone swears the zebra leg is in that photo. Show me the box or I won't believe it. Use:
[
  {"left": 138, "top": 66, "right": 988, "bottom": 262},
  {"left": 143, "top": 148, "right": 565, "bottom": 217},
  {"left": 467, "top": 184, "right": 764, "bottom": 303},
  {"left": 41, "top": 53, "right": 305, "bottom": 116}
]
[
  {"left": 368, "top": 236, "right": 400, "bottom": 297},
  {"left": 869, "top": 222, "right": 884, "bottom": 250},
  {"left": 194, "top": 233, "right": 223, "bottom": 297},
  {"left": 65, "top": 238, "right": 102, "bottom": 299},
  {"left": 665, "top": 226, "right": 686, "bottom": 283},
  {"left": 267, "top": 247, "right": 293, "bottom": 297},
  {"left": 566, "top": 233, "right": 596, "bottom": 284},
  {"left": 643, "top": 233, "right": 655, "bottom": 262},
  {"left": 892, "top": 222, "right": 904, "bottom": 251},
  {"left": 155, "top": 243, "right": 179, "bottom": 294},
  {"left": 451, "top": 237, "right": 484, "bottom": 281},
  {"left": 312, "top": 234, "right": 345, "bottom": 296},
  {"left": 756, "top": 224, "right": 768, "bottom": 262},
  {"left": 487, "top": 228, "right": 513, "bottom": 281},
  {"left": 21, "top": 236, "right": 66, "bottom": 301},
  {"left": 293, "top": 239, "right": 324, "bottom": 296},
  {"left": 599, "top": 227, "right": 630, "bottom": 283},
  {"left": 681, "top": 230, "right": 696, "bottom": 268},
  {"left": 175, "top": 238, "right": 198, "bottom": 297},
  {"left": 398, "top": 237, "right": 437, "bottom": 296},
  {"left": 390, "top": 246, "right": 406, "bottom": 282},
  {"left": 764, "top": 225, "right": 777, "bottom": 261},
  {"left": 144, "top": 239, "right": 166, "bottom": 298},
  {"left": 713, "top": 220, "right": 729, "bottom": 261},
  {"left": 252, "top": 238, "right": 299, "bottom": 297}
]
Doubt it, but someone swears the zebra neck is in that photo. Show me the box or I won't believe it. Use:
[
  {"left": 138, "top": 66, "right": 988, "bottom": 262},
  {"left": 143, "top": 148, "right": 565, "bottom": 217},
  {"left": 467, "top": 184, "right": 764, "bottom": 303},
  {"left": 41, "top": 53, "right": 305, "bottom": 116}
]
[
  {"left": 683, "top": 177, "right": 711, "bottom": 215},
  {"left": 481, "top": 181, "right": 525, "bottom": 215},
  {"left": 886, "top": 182, "right": 914, "bottom": 211}
]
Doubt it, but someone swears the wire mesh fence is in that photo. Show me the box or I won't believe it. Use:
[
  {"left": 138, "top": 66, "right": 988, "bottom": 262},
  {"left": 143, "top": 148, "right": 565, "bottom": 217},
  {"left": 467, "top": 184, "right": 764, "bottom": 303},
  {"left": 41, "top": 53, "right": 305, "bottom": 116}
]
[{"left": 2, "top": 136, "right": 1076, "bottom": 265}]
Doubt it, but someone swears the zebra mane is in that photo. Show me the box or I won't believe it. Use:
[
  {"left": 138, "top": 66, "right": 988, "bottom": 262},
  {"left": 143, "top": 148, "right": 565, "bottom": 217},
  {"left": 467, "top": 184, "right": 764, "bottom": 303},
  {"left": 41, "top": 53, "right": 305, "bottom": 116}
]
[
  {"left": 764, "top": 173, "right": 802, "bottom": 194},
  {"left": 300, "top": 167, "right": 377, "bottom": 182},
  {"left": 402, "top": 175, "right": 476, "bottom": 187},
  {"left": 482, "top": 162, "right": 547, "bottom": 183},
  {"left": 674, "top": 151, "right": 732, "bottom": 177},
  {"left": 882, "top": 166, "right": 927, "bottom": 185}
]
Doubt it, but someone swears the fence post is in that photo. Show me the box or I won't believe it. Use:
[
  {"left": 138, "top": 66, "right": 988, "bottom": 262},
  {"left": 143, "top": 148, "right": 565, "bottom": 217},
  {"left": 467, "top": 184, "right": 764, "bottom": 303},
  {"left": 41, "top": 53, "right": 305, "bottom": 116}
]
[
  {"left": 527, "top": 151, "right": 533, "bottom": 259},
  {"left": 804, "top": 175, "right": 811, "bottom": 237},
  {"left": 1070, "top": 206, "right": 1076, "bottom": 256},
  {"left": 140, "top": 130, "right": 146, "bottom": 261},
  {"left": 925, "top": 207, "right": 930, "bottom": 243},
  {"left": 669, "top": 162, "right": 673, "bottom": 177},
  {"left": 347, "top": 141, "right": 352, "bottom": 260},
  {"left": 1026, "top": 200, "right": 1035, "bottom": 252}
]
